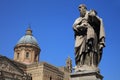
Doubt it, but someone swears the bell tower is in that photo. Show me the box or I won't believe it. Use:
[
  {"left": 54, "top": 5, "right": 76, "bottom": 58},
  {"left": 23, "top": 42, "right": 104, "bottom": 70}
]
[
  {"left": 66, "top": 56, "right": 72, "bottom": 73},
  {"left": 14, "top": 27, "right": 40, "bottom": 64}
]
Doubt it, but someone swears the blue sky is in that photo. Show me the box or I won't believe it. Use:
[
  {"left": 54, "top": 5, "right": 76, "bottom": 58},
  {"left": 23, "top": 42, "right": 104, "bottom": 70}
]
[{"left": 0, "top": 0, "right": 119, "bottom": 80}]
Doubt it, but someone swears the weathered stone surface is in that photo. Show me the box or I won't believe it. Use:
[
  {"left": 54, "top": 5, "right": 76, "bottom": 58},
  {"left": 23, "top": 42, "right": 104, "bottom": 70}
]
[
  {"left": 0, "top": 55, "right": 31, "bottom": 80},
  {"left": 26, "top": 62, "right": 64, "bottom": 80},
  {"left": 71, "top": 4, "right": 105, "bottom": 80},
  {"left": 71, "top": 71, "right": 103, "bottom": 80},
  {"left": 73, "top": 4, "right": 105, "bottom": 72}
]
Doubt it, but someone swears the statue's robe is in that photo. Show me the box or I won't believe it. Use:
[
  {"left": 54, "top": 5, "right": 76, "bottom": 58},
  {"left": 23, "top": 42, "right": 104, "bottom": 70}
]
[{"left": 73, "top": 12, "right": 105, "bottom": 67}]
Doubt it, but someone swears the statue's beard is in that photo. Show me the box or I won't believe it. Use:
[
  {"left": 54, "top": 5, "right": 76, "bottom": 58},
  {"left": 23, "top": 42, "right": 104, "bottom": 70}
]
[{"left": 80, "top": 10, "right": 86, "bottom": 17}]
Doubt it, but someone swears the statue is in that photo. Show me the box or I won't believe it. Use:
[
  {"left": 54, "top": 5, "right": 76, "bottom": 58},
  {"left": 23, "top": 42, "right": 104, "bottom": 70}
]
[{"left": 73, "top": 4, "right": 105, "bottom": 72}]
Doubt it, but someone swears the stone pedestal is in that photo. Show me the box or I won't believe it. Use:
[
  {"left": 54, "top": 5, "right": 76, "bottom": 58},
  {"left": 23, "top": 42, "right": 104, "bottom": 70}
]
[{"left": 70, "top": 71, "right": 103, "bottom": 80}]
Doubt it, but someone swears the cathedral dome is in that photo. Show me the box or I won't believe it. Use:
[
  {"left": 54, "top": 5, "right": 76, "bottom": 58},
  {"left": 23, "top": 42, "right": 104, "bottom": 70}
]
[{"left": 16, "top": 28, "right": 39, "bottom": 48}]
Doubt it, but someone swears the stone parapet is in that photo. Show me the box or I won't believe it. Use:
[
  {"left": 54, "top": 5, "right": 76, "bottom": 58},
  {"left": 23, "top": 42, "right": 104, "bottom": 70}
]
[{"left": 70, "top": 71, "right": 103, "bottom": 80}]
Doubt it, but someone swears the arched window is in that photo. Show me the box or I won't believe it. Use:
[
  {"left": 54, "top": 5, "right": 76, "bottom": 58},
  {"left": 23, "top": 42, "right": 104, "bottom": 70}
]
[
  {"left": 17, "top": 53, "right": 19, "bottom": 59},
  {"left": 50, "top": 76, "right": 52, "bottom": 80},
  {"left": 26, "top": 52, "right": 29, "bottom": 58},
  {"left": 35, "top": 54, "right": 37, "bottom": 62}
]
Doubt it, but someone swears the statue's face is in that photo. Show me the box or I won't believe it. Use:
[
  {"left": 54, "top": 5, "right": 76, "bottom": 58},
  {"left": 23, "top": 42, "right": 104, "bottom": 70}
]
[{"left": 79, "top": 6, "right": 86, "bottom": 17}]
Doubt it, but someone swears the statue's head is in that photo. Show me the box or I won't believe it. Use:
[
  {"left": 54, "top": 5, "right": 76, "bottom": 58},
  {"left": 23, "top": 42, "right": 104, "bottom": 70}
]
[
  {"left": 79, "top": 4, "right": 87, "bottom": 9},
  {"left": 78, "top": 4, "right": 87, "bottom": 17}
]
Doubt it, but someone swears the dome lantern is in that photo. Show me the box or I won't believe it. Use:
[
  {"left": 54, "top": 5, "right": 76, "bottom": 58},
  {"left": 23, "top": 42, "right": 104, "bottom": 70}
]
[{"left": 26, "top": 27, "right": 32, "bottom": 36}]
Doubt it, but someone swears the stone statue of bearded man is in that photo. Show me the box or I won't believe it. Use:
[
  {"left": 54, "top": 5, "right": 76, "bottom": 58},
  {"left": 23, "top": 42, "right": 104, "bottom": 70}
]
[{"left": 73, "top": 4, "right": 105, "bottom": 72}]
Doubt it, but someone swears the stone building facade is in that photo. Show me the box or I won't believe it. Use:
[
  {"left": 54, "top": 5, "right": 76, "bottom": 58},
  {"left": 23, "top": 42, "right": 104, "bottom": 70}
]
[
  {"left": 0, "top": 55, "right": 31, "bottom": 80},
  {"left": 26, "top": 62, "right": 64, "bottom": 80},
  {"left": 0, "top": 28, "right": 71, "bottom": 80}
]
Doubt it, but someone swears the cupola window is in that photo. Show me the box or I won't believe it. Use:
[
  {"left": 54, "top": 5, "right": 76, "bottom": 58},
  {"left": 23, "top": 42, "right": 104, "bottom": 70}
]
[
  {"left": 50, "top": 76, "right": 52, "bottom": 80},
  {"left": 26, "top": 52, "right": 29, "bottom": 58},
  {"left": 17, "top": 53, "right": 20, "bottom": 59}
]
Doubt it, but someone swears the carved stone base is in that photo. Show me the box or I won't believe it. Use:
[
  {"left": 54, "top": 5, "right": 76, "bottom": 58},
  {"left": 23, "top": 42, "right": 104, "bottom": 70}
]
[{"left": 70, "top": 71, "right": 103, "bottom": 80}]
